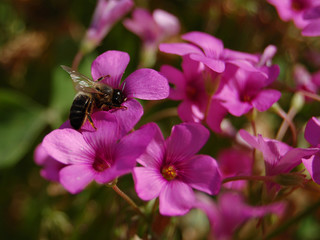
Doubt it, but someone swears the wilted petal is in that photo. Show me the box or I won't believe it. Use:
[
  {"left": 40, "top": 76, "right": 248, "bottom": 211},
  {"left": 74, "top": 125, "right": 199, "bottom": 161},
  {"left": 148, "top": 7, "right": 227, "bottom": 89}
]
[
  {"left": 123, "top": 68, "right": 169, "bottom": 100},
  {"left": 166, "top": 123, "right": 209, "bottom": 161},
  {"left": 133, "top": 167, "right": 166, "bottom": 200},
  {"left": 182, "top": 31, "right": 224, "bottom": 58},
  {"left": 305, "top": 117, "right": 320, "bottom": 146},
  {"left": 159, "top": 180, "right": 195, "bottom": 216},
  {"left": 59, "top": 164, "right": 95, "bottom": 194},
  {"left": 91, "top": 50, "right": 130, "bottom": 88},
  {"left": 184, "top": 155, "right": 221, "bottom": 195}
]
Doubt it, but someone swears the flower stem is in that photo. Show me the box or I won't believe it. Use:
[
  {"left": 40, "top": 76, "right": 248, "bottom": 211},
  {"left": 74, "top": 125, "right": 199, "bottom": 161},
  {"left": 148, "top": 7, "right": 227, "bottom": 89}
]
[
  {"left": 112, "top": 185, "right": 145, "bottom": 217},
  {"left": 272, "top": 103, "right": 297, "bottom": 146},
  {"left": 72, "top": 51, "right": 84, "bottom": 70},
  {"left": 299, "top": 90, "right": 320, "bottom": 102},
  {"left": 222, "top": 175, "right": 275, "bottom": 184}
]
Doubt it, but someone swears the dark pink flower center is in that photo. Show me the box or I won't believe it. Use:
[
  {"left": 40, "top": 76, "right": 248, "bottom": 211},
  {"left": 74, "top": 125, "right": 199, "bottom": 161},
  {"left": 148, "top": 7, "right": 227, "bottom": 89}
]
[
  {"left": 161, "top": 165, "right": 177, "bottom": 180},
  {"left": 291, "top": 0, "right": 308, "bottom": 11},
  {"left": 241, "top": 94, "right": 252, "bottom": 102},
  {"left": 93, "top": 156, "right": 110, "bottom": 172}
]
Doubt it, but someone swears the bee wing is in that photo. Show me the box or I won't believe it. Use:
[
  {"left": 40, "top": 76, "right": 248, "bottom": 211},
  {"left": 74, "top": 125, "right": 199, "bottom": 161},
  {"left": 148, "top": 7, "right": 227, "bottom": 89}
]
[{"left": 61, "top": 65, "right": 98, "bottom": 93}]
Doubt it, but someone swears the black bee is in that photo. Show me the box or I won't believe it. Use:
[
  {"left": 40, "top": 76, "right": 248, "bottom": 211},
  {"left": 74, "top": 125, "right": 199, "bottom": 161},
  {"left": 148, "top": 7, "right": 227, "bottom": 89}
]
[{"left": 61, "top": 65, "right": 126, "bottom": 130}]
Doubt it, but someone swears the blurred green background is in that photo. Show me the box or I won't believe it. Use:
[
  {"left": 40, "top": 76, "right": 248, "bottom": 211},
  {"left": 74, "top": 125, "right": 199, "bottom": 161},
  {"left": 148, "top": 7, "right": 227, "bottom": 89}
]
[{"left": 1, "top": 0, "right": 320, "bottom": 239}]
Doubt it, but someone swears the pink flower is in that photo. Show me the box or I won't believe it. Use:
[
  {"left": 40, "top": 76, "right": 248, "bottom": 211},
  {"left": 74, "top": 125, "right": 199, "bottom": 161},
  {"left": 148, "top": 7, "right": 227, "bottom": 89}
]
[
  {"left": 302, "top": 6, "right": 320, "bottom": 36},
  {"left": 239, "top": 129, "right": 318, "bottom": 192},
  {"left": 213, "top": 68, "right": 281, "bottom": 116},
  {"left": 159, "top": 31, "right": 274, "bottom": 75},
  {"left": 42, "top": 112, "right": 156, "bottom": 194},
  {"left": 90, "top": 50, "right": 169, "bottom": 127},
  {"left": 217, "top": 148, "right": 253, "bottom": 190},
  {"left": 133, "top": 123, "right": 221, "bottom": 216},
  {"left": 194, "top": 192, "right": 284, "bottom": 240},
  {"left": 267, "top": 0, "right": 320, "bottom": 28},
  {"left": 160, "top": 56, "right": 209, "bottom": 122},
  {"left": 81, "top": 0, "right": 134, "bottom": 52},
  {"left": 302, "top": 117, "right": 320, "bottom": 184},
  {"left": 34, "top": 144, "right": 65, "bottom": 182},
  {"left": 123, "top": 8, "right": 180, "bottom": 46},
  {"left": 293, "top": 64, "right": 318, "bottom": 93}
]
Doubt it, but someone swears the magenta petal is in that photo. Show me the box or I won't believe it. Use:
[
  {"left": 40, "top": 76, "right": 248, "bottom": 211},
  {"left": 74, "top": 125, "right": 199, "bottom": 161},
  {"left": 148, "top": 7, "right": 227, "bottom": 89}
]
[
  {"left": 206, "top": 99, "right": 227, "bottom": 133},
  {"left": 177, "top": 101, "right": 204, "bottom": 122},
  {"left": 159, "top": 180, "right": 195, "bottom": 216},
  {"left": 305, "top": 117, "right": 320, "bottom": 146},
  {"left": 42, "top": 128, "right": 93, "bottom": 165},
  {"left": 160, "top": 65, "right": 185, "bottom": 100},
  {"left": 239, "top": 129, "right": 260, "bottom": 149},
  {"left": 137, "top": 123, "right": 165, "bottom": 168},
  {"left": 251, "top": 89, "right": 281, "bottom": 112},
  {"left": 123, "top": 68, "right": 169, "bottom": 100},
  {"left": 91, "top": 50, "right": 130, "bottom": 88},
  {"left": 111, "top": 99, "right": 143, "bottom": 135},
  {"left": 302, "top": 20, "right": 320, "bottom": 37},
  {"left": 113, "top": 123, "right": 157, "bottom": 173},
  {"left": 166, "top": 123, "right": 209, "bottom": 160},
  {"left": 302, "top": 155, "right": 320, "bottom": 184},
  {"left": 182, "top": 31, "right": 224, "bottom": 58},
  {"left": 159, "top": 42, "right": 203, "bottom": 56},
  {"left": 184, "top": 155, "right": 221, "bottom": 195},
  {"left": 59, "top": 165, "right": 95, "bottom": 194},
  {"left": 189, "top": 53, "right": 225, "bottom": 73},
  {"left": 133, "top": 167, "right": 166, "bottom": 200}
]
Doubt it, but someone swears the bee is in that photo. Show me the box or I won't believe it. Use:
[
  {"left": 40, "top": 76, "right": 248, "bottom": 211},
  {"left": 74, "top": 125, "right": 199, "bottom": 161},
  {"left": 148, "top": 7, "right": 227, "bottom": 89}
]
[{"left": 61, "top": 65, "right": 127, "bottom": 130}]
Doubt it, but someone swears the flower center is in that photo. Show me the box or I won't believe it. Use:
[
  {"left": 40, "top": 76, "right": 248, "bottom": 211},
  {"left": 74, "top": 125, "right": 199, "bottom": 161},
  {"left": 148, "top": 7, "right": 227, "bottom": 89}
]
[
  {"left": 162, "top": 165, "right": 178, "bottom": 181},
  {"left": 291, "top": 0, "right": 308, "bottom": 11},
  {"left": 241, "top": 94, "right": 252, "bottom": 102},
  {"left": 92, "top": 156, "right": 110, "bottom": 172},
  {"left": 186, "top": 84, "right": 198, "bottom": 101}
]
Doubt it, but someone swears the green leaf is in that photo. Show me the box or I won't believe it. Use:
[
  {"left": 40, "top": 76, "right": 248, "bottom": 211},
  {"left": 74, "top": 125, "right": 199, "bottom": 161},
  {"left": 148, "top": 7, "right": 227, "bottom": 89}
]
[{"left": 0, "top": 89, "right": 47, "bottom": 168}]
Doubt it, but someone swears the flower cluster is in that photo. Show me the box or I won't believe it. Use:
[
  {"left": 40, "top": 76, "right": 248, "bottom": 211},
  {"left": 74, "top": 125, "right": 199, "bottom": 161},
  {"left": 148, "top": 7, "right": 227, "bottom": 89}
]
[{"left": 33, "top": 1, "right": 320, "bottom": 239}]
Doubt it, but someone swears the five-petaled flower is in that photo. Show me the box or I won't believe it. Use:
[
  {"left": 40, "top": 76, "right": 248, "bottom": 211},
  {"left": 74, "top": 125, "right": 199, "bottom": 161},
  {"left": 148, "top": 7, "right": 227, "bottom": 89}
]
[
  {"left": 133, "top": 122, "right": 222, "bottom": 216},
  {"left": 41, "top": 112, "right": 155, "bottom": 194}
]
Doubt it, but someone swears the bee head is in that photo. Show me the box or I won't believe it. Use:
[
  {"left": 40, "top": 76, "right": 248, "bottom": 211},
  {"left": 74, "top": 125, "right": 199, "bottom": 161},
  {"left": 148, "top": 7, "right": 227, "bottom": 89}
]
[{"left": 112, "top": 89, "right": 126, "bottom": 105}]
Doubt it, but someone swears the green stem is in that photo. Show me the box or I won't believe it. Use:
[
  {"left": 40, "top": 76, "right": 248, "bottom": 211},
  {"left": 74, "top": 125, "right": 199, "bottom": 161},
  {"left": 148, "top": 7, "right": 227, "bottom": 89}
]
[
  {"left": 265, "top": 199, "right": 320, "bottom": 239},
  {"left": 222, "top": 175, "right": 275, "bottom": 184},
  {"left": 112, "top": 185, "right": 145, "bottom": 218}
]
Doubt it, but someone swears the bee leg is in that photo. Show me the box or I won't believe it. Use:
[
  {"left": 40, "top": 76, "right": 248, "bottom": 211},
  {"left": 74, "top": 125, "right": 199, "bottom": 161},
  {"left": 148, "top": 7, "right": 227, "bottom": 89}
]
[
  {"left": 86, "top": 98, "right": 97, "bottom": 130},
  {"left": 87, "top": 114, "right": 97, "bottom": 130},
  {"left": 96, "top": 75, "right": 111, "bottom": 82}
]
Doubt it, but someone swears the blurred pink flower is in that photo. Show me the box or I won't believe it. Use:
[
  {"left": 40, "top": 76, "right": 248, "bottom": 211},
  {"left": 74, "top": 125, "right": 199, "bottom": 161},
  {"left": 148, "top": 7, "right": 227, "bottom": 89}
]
[
  {"left": 217, "top": 148, "right": 253, "bottom": 190},
  {"left": 133, "top": 123, "right": 221, "bottom": 216},
  {"left": 302, "top": 117, "right": 320, "bottom": 184},
  {"left": 81, "top": 0, "right": 134, "bottom": 52},
  {"left": 293, "top": 64, "right": 318, "bottom": 93},
  {"left": 302, "top": 5, "right": 320, "bottom": 36},
  {"left": 213, "top": 68, "right": 281, "bottom": 116},
  {"left": 194, "top": 192, "right": 285, "bottom": 240},
  {"left": 34, "top": 143, "right": 65, "bottom": 182},
  {"left": 160, "top": 56, "right": 208, "bottom": 123},
  {"left": 42, "top": 112, "right": 155, "bottom": 194},
  {"left": 267, "top": 0, "right": 320, "bottom": 28},
  {"left": 160, "top": 31, "right": 276, "bottom": 75},
  {"left": 240, "top": 129, "right": 318, "bottom": 192},
  {"left": 123, "top": 8, "right": 180, "bottom": 46}
]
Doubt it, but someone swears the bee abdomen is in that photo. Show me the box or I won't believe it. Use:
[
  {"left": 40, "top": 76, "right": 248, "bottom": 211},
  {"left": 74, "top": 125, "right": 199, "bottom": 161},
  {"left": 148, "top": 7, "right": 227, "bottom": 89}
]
[{"left": 69, "top": 93, "right": 92, "bottom": 129}]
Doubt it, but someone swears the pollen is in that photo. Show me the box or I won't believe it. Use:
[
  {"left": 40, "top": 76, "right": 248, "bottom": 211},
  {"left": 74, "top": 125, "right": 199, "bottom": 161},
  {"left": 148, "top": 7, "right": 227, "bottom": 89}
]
[
  {"left": 162, "top": 165, "right": 177, "bottom": 181},
  {"left": 242, "top": 94, "right": 251, "bottom": 102}
]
